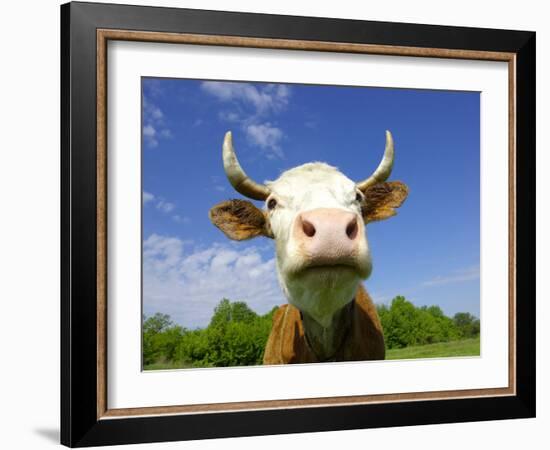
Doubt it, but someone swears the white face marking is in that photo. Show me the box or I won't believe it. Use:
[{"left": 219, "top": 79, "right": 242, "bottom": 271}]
[{"left": 264, "top": 163, "right": 372, "bottom": 327}]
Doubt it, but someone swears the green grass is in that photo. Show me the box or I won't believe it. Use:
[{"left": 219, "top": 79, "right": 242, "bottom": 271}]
[
  {"left": 385, "top": 336, "right": 480, "bottom": 360},
  {"left": 144, "top": 337, "right": 480, "bottom": 369},
  {"left": 143, "top": 361, "right": 196, "bottom": 371}
]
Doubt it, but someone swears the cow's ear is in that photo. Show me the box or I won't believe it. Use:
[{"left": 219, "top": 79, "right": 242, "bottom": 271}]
[
  {"left": 209, "top": 199, "right": 273, "bottom": 240},
  {"left": 361, "top": 181, "right": 409, "bottom": 223}
]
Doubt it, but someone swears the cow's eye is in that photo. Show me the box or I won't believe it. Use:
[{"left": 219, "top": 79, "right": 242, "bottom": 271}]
[
  {"left": 355, "top": 192, "right": 363, "bottom": 203},
  {"left": 267, "top": 198, "right": 278, "bottom": 210}
]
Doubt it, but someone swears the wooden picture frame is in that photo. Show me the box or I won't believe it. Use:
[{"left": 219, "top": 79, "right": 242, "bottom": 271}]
[{"left": 61, "top": 1, "right": 535, "bottom": 446}]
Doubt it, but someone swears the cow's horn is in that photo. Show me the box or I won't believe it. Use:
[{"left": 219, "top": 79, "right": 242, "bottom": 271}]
[
  {"left": 222, "top": 131, "right": 271, "bottom": 201},
  {"left": 356, "top": 130, "right": 395, "bottom": 192}
]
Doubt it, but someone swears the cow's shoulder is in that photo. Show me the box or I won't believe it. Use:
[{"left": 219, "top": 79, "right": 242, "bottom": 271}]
[
  {"left": 271, "top": 303, "right": 293, "bottom": 325},
  {"left": 355, "top": 285, "right": 384, "bottom": 333},
  {"left": 339, "top": 285, "right": 385, "bottom": 360},
  {"left": 263, "top": 304, "right": 316, "bottom": 365}
]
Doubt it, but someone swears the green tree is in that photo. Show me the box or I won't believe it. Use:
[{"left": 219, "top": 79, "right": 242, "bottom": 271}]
[
  {"left": 209, "top": 299, "right": 257, "bottom": 327},
  {"left": 453, "top": 312, "right": 480, "bottom": 338},
  {"left": 381, "top": 296, "right": 419, "bottom": 348},
  {"left": 426, "top": 305, "right": 444, "bottom": 318},
  {"left": 143, "top": 313, "right": 173, "bottom": 334},
  {"left": 378, "top": 297, "right": 464, "bottom": 349},
  {"left": 173, "top": 299, "right": 276, "bottom": 367}
]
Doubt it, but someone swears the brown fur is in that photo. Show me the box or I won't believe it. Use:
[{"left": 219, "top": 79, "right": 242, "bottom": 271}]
[
  {"left": 362, "top": 181, "right": 409, "bottom": 223},
  {"left": 209, "top": 199, "right": 273, "bottom": 240},
  {"left": 263, "top": 284, "right": 385, "bottom": 364}
]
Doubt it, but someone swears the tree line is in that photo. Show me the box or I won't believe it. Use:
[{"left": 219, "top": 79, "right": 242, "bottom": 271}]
[
  {"left": 143, "top": 296, "right": 480, "bottom": 368},
  {"left": 377, "top": 296, "right": 479, "bottom": 349}
]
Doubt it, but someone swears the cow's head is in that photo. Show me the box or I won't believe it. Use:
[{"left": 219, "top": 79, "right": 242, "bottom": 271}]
[{"left": 209, "top": 131, "right": 408, "bottom": 327}]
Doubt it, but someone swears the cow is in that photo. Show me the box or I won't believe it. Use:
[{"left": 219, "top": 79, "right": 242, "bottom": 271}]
[{"left": 209, "top": 130, "right": 408, "bottom": 364}]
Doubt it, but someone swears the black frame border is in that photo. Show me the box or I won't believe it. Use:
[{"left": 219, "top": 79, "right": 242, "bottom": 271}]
[{"left": 61, "top": 2, "right": 535, "bottom": 447}]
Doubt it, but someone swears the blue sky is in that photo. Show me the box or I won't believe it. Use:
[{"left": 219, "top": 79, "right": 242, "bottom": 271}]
[{"left": 141, "top": 77, "right": 480, "bottom": 328}]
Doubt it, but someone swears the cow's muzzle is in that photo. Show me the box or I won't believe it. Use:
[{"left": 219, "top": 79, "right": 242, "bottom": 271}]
[{"left": 292, "top": 208, "right": 369, "bottom": 277}]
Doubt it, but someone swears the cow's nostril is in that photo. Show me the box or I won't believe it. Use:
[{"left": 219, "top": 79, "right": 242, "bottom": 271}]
[
  {"left": 346, "top": 218, "right": 358, "bottom": 240},
  {"left": 302, "top": 219, "right": 316, "bottom": 237}
]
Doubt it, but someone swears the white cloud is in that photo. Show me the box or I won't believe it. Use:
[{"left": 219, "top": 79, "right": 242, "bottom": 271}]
[
  {"left": 245, "top": 123, "right": 284, "bottom": 158},
  {"left": 201, "top": 81, "right": 290, "bottom": 159},
  {"left": 144, "top": 191, "right": 179, "bottom": 216},
  {"left": 201, "top": 82, "right": 290, "bottom": 114},
  {"left": 143, "top": 96, "right": 172, "bottom": 148},
  {"left": 143, "top": 124, "right": 158, "bottom": 148},
  {"left": 143, "top": 79, "right": 164, "bottom": 98},
  {"left": 150, "top": 106, "right": 163, "bottom": 120},
  {"left": 156, "top": 199, "right": 175, "bottom": 213},
  {"left": 143, "top": 191, "right": 155, "bottom": 205},
  {"left": 172, "top": 214, "right": 191, "bottom": 224},
  {"left": 143, "top": 124, "right": 156, "bottom": 137},
  {"left": 144, "top": 234, "right": 186, "bottom": 274},
  {"left": 368, "top": 290, "right": 391, "bottom": 305},
  {"left": 422, "top": 265, "right": 480, "bottom": 287},
  {"left": 218, "top": 111, "right": 240, "bottom": 123},
  {"left": 143, "top": 235, "right": 284, "bottom": 327}
]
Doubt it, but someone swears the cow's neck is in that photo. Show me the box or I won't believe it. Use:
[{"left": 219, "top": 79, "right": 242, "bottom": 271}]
[{"left": 300, "top": 300, "right": 354, "bottom": 361}]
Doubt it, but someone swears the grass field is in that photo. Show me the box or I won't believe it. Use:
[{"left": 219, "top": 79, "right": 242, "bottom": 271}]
[
  {"left": 144, "top": 337, "right": 480, "bottom": 370},
  {"left": 143, "top": 361, "right": 195, "bottom": 370},
  {"left": 385, "top": 337, "right": 480, "bottom": 360}
]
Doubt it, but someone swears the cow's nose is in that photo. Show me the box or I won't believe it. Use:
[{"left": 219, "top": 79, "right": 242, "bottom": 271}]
[
  {"left": 301, "top": 218, "right": 316, "bottom": 237},
  {"left": 298, "top": 209, "right": 358, "bottom": 241},
  {"left": 294, "top": 208, "right": 361, "bottom": 265},
  {"left": 346, "top": 216, "right": 358, "bottom": 239}
]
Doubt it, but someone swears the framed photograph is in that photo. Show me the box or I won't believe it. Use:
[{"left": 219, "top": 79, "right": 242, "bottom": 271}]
[{"left": 61, "top": 1, "right": 535, "bottom": 447}]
